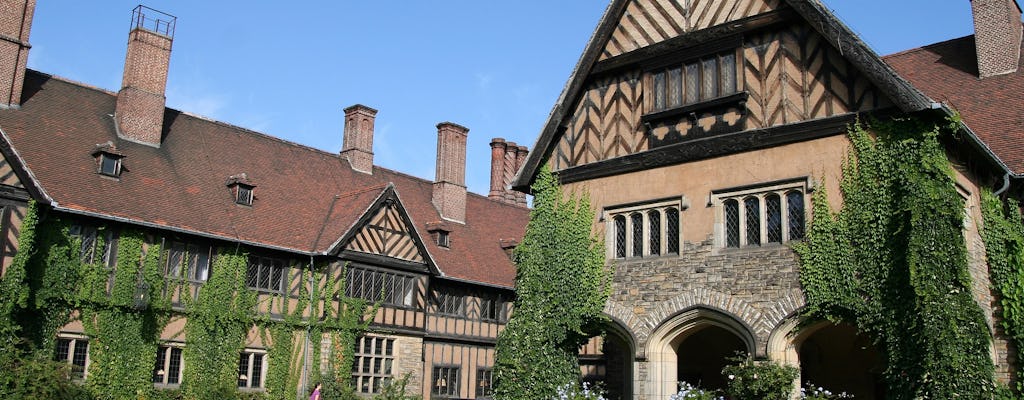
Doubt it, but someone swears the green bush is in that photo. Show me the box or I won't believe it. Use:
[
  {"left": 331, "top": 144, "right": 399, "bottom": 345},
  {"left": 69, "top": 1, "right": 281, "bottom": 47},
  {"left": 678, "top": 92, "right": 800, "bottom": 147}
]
[
  {"left": 0, "top": 347, "right": 93, "bottom": 400},
  {"left": 720, "top": 355, "right": 797, "bottom": 400}
]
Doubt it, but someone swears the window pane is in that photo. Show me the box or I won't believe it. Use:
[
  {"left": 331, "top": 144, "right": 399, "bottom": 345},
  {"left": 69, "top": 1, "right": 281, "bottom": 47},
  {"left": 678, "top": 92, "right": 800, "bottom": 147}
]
[
  {"left": 684, "top": 62, "right": 700, "bottom": 104},
  {"left": 71, "top": 340, "right": 88, "bottom": 380},
  {"left": 766, "top": 194, "right": 782, "bottom": 243},
  {"left": 666, "top": 208, "right": 680, "bottom": 254},
  {"left": 100, "top": 155, "right": 119, "bottom": 176},
  {"left": 153, "top": 347, "right": 166, "bottom": 383},
  {"left": 653, "top": 71, "right": 666, "bottom": 111},
  {"left": 648, "top": 210, "right": 661, "bottom": 256},
  {"left": 246, "top": 260, "right": 259, "bottom": 289},
  {"left": 745, "top": 197, "right": 761, "bottom": 246},
  {"left": 167, "top": 244, "right": 183, "bottom": 277},
  {"left": 614, "top": 216, "right": 626, "bottom": 258},
  {"left": 787, "top": 191, "right": 806, "bottom": 240},
  {"left": 725, "top": 200, "right": 740, "bottom": 248},
  {"left": 630, "top": 213, "right": 643, "bottom": 257},
  {"left": 668, "top": 67, "right": 682, "bottom": 108},
  {"left": 193, "top": 247, "right": 210, "bottom": 281},
  {"left": 258, "top": 261, "right": 270, "bottom": 289},
  {"left": 168, "top": 348, "right": 182, "bottom": 384},
  {"left": 721, "top": 52, "right": 737, "bottom": 94},
  {"left": 238, "top": 353, "right": 249, "bottom": 387},
  {"left": 702, "top": 58, "right": 718, "bottom": 99},
  {"left": 251, "top": 354, "right": 263, "bottom": 387},
  {"left": 270, "top": 261, "right": 284, "bottom": 292},
  {"left": 55, "top": 338, "right": 70, "bottom": 363}
]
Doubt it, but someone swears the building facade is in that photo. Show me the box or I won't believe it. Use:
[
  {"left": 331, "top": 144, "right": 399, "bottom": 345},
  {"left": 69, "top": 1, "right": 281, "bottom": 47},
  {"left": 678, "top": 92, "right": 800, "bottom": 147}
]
[
  {"left": 515, "top": 0, "right": 1024, "bottom": 399},
  {"left": 0, "top": 2, "right": 532, "bottom": 399}
]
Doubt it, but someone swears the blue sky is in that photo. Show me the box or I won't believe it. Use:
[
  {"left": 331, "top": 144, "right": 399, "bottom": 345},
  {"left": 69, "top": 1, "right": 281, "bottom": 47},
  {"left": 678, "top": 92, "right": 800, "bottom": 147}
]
[{"left": 28, "top": 1, "right": 977, "bottom": 196}]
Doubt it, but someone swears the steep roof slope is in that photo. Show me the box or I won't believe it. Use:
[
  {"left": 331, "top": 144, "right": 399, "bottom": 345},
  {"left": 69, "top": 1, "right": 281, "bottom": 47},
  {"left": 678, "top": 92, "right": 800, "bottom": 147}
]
[
  {"left": 0, "top": 71, "right": 528, "bottom": 288},
  {"left": 884, "top": 34, "right": 1024, "bottom": 176}
]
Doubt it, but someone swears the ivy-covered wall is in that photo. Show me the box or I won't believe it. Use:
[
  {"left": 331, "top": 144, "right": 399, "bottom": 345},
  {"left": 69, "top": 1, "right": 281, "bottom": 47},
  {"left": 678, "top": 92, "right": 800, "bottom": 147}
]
[
  {"left": 794, "top": 117, "right": 1001, "bottom": 398},
  {"left": 0, "top": 202, "right": 369, "bottom": 400}
]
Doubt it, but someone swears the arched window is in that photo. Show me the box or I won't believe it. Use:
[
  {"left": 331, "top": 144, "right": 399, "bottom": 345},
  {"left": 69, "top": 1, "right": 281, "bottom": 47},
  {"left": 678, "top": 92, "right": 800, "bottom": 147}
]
[
  {"left": 786, "top": 191, "right": 805, "bottom": 240},
  {"left": 744, "top": 197, "right": 760, "bottom": 246},
  {"left": 724, "top": 199, "right": 740, "bottom": 248},
  {"left": 766, "top": 194, "right": 782, "bottom": 243},
  {"left": 648, "top": 210, "right": 661, "bottom": 256},
  {"left": 666, "top": 208, "right": 680, "bottom": 254},
  {"left": 631, "top": 213, "right": 643, "bottom": 257},
  {"left": 614, "top": 215, "right": 626, "bottom": 258}
]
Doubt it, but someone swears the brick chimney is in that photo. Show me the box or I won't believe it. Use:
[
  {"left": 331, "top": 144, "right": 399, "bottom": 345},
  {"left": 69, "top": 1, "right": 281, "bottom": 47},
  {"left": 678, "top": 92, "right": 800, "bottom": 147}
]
[
  {"left": 971, "top": 0, "right": 1023, "bottom": 77},
  {"left": 0, "top": 0, "right": 35, "bottom": 108},
  {"left": 433, "top": 122, "right": 469, "bottom": 223},
  {"left": 487, "top": 137, "right": 529, "bottom": 207},
  {"left": 340, "top": 104, "right": 377, "bottom": 174},
  {"left": 115, "top": 6, "right": 175, "bottom": 147}
]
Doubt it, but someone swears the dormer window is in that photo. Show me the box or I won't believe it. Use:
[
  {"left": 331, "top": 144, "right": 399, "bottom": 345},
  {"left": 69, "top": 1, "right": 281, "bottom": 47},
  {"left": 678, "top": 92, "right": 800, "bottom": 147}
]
[
  {"left": 225, "top": 174, "right": 255, "bottom": 207},
  {"left": 92, "top": 142, "right": 125, "bottom": 178},
  {"left": 426, "top": 221, "right": 451, "bottom": 248}
]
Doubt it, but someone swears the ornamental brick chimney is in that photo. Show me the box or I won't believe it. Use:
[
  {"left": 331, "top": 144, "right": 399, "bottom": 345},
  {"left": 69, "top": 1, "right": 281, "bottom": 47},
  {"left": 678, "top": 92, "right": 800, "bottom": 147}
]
[
  {"left": 971, "top": 0, "right": 1023, "bottom": 77},
  {"left": 487, "top": 137, "right": 529, "bottom": 207},
  {"left": 116, "top": 6, "right": 175, "bottom": 147},
  {"left": 340, "top": 104, "right": 377, "bottom": 174},
  {"left": 433, "top": 122, "right": 469, "bottom": 223},
  {"left": 0, "top": 0, "right": 35, "bottom": 108}
]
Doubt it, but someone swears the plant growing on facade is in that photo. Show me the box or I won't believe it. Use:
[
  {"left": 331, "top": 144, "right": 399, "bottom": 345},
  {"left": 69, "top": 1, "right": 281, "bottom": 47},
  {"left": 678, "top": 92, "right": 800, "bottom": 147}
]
[
  {"left": 492, "top": 166, "right": 611, "bottom": 400},
  {"left": 720, "top": 355, "right": 798, "bottom": 400},
  {"left": 794, "top": 117, "right": 996, "bottom": 399},
  {"left": 980, "top": 190, "right": 1024, "bottom": 394}
]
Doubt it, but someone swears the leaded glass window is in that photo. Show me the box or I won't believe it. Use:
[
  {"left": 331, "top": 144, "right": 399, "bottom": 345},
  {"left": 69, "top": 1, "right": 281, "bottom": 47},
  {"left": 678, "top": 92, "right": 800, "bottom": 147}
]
[
  {"left": 649, "top": 51, "right": 739, "bottom": 112},
  {"left": 614, "top": 215, "right": 626, "bottom": 258},
  {"left": 787, "top": 190, "right": 805, "bottom": 240},
  {"left": 744, "top": 197, "right": 761, "bottom": 246},
  {"left": 725, "top": 199, "right": 740, "bottom": 248},
  {"left": 666, "top": 208, "right": 680, "bottom": 254},
  {"left": 630, "top": 213, "right": 643, "bottom": 257},
  {"left": 648, "top": 210, "right": 661, "bottom": 256},
  {"left": 766, "top": 194, "right": 782, "bottom": 243}
]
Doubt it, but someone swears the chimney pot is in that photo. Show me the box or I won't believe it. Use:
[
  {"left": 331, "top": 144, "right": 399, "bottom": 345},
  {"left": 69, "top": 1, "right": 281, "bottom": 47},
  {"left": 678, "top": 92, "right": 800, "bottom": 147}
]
[
  {"left": 489, "top": 138, "right": 508, "bottom": 200},
  {"left": 341, "top": 104, "right": 378, "bottom": 174},
  {"left": 971, "top": 0, "right": 1023, "bottom": 77},
  {"left": 433, "top": 122, "right": 469, "bottom": 223}
]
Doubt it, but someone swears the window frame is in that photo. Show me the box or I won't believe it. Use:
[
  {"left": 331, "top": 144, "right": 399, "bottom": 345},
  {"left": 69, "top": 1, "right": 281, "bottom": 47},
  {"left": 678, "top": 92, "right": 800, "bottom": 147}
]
[
  {"left": 152, "top": 344, "right": 184, "bottom": 387},
  {"left": 351, "top": 335, "right": 396, "bottom": 395},
  {"left": 433, "top": 288, "right": 466, "bottom": 318},
  {"left": 479, "top": 294, "right": 506, "bottom": 323},
  {"left": 234, "top": 183, "right": 254, "bottom": 206},
  {"left": 97, "top": 152, "right": 124, "bottom": 178},
  {"left": 237, "top": 349, "right": 267, "bottom": 390},
  {"left": 246, "top": 255, "right": 288, "bottom": 294},
  {"left": 646, "top": 49, "right": 741, "bottom": 114},
  {"left": 55, "top": 334, "right": 90, "bottom": 381},
  {"left": 345, "top": 266, "right": 417, "bottom": 308},
  {"left": 604, "top": 198, "right": 686, "bottom": 260},
  {"left": 165, "top": 240, "right": 212, "bottom": 283},
  {"left": 711, "top": 178, "right": 809, "bottom": 250},
  {"left": 431, "top": 365, "right": 461, "bottom": 398},
  {"left": 476, "top": 368, "right": 494, "bottom": 398}
]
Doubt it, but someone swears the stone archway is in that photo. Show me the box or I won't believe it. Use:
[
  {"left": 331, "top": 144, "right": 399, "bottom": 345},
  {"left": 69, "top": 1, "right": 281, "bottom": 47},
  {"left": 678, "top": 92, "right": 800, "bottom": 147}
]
[
  {"left": 579, "top": 318, "right": 635, "bottom": 400},
  {"left": 769, "top": 318, "right": 884, "bottom": 399},
  {"left": 645, "top": 307, "right": 755, "bottom": 398}
]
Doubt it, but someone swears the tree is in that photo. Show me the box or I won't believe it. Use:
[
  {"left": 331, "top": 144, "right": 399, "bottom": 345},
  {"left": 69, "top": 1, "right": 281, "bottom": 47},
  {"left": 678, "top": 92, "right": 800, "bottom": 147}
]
[{"left": 492, "top": 166, "right": 610, "bottom": 399}]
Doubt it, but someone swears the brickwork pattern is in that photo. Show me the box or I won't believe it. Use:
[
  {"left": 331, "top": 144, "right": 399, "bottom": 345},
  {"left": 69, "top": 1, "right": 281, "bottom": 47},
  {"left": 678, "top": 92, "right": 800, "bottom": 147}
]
[
  {"left": 972, "top": 0, "right": 1023, "bottom": 77},
  {"left": 117, "top": 28, "right": 172, "bottom": 146},
  {"left": 0, "top": 0, "right": 33, "bottom": 107},
  {"left": 393, "top": 335, "right": 424, "bottom": 395},
  {"left": 433, "top": 122, "right": 468, "bottom": 222},
  {"left": 341, "top": 104, "right": 377, "bottom": 174}
]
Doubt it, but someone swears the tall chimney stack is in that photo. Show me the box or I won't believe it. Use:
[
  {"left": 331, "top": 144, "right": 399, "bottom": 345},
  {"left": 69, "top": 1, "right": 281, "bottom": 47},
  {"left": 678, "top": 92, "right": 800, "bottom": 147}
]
[
  {"left": 341, "top": 104, "right": 377, "bottom": 174},
  {"left": 115, "top": 6, "right": 175, "bottom": 147},
  {"left": 433, "top": 122, "right": 469, "bottom": 223},
  {"left": 0, "top": 0, "right": 35, "bottom": 108},
  {"left": 971, "top": 0, "right": 1023, "bottom": 77},
  {"left": 487, "top": 137, "right": 529, "bottom": 207}
]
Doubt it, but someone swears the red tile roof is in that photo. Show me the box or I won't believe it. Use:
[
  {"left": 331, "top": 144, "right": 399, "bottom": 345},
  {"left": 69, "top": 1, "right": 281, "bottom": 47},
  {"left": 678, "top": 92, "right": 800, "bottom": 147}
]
[
  {"left": 0, "top": 71, "right": 529, "bottom": 288},
  {"left": 884, "top": 34, "right": 1024, "bottom": 175}
]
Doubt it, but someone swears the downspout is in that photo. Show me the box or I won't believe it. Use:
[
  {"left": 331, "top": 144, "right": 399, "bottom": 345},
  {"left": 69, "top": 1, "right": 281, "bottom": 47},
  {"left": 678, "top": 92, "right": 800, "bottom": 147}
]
[{"left": 994, "top": 173, "right": 1011, "bottom": 197}]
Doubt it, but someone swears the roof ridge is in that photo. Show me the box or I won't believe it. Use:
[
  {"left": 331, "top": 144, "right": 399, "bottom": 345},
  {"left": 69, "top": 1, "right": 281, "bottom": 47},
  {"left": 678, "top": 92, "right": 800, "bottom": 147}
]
[{"left": 882, "top": 34, "right": 975, "bottom": 60}]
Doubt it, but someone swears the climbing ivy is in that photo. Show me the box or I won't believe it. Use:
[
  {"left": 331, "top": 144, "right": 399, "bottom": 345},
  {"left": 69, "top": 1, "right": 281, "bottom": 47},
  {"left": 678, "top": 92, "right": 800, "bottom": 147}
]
[
  {"left": 980, "top": 190, "right": 1024, "bottom": 393},
  {"left": 492, "top": 166, "right": 610, "bottom": 400},
  {"left": 182, "top": 249, "right": 256, "bottom": 399},
  {"left": 0, "top": 201, "right": 372, "bottom": 400},
  {"left": 794, "top": 117, "right": 996, "bottom": 398}
]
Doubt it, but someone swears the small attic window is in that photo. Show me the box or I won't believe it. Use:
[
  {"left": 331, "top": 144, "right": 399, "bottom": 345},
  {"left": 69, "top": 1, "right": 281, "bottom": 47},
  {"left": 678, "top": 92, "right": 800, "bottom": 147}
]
[
  {"left": 92, "top": 142, "right": 125, "bottom": 178},
  {"left": 436, "top": 231, "right": 450, "bottom": 248},
  {"left": 426, "top": 221, "right": 451, "bottom": 248},
  {"left": 226, "top": 174, "right": 255, "bottom": 207}
]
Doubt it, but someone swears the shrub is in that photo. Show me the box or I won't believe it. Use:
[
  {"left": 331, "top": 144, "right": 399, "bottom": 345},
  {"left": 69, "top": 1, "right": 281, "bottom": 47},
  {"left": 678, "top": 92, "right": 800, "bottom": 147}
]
[
  {"left": 553, "top": 382, "right": 606, "bottom": 400},
  {"left": 720, "top": 355, "right": 798, "bottom": 400},
  {"left": 669, "top": 381, "right": 722, "bottom": 400},
  {"left": 799, "top": 381, "right": 853, "bottom": 399}
]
